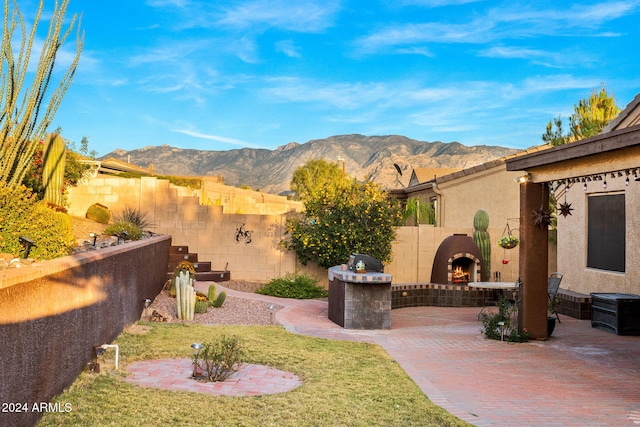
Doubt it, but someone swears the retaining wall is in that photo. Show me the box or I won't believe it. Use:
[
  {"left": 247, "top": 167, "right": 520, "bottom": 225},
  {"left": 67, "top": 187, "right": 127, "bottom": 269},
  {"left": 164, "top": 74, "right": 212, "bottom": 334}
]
[{"left": 0, "top": 234, "right": 171, "bottom": 427}]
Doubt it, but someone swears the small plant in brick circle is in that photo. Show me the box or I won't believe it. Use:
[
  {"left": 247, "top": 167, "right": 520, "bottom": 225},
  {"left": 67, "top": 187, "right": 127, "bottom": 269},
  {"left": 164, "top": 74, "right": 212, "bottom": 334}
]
[{"left": 192, "top": 335, "right": 245, "bottom": 382}]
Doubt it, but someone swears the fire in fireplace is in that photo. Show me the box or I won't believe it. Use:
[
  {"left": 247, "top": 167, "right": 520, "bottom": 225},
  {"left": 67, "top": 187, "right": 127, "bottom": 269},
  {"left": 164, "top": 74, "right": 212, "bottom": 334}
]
[{"left": 431, "top": 234, "right": 483, "bottom": 285}]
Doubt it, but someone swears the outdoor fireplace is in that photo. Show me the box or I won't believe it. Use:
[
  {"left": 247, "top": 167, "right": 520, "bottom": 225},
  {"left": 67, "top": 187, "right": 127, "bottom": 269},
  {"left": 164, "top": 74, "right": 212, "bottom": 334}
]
[{"left": 431, "top": 234, "right": 482, "bottom": 285}]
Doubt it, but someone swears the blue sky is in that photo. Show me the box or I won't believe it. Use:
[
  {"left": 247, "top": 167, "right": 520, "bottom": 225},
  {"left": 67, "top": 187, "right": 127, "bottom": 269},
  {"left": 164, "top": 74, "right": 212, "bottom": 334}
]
[{"left": 28, "top": 0, "right": 640, "bottom": 156}]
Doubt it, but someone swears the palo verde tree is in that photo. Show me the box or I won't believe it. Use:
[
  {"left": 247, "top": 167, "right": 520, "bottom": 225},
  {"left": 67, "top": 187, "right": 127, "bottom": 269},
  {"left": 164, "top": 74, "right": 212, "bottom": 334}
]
[
  {"left": 284, "top": 161, "right": 403, "bottom": 268},
  {"left": 542, "top": 86, "right": 620, "bottom": 146},
  {"left": 0, "top": 0, "right": 84, "bottom": 188},
  {"left": 290, "top": 158, "right": 344, "bottom": 201}
]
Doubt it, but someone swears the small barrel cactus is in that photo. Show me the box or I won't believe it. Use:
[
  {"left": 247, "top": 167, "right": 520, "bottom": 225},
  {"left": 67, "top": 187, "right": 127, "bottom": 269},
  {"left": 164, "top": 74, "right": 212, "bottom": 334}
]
[
  {"left": 86, "top": 203, "right": 111, "bottom": 224},
  {"left": 195, "top": 300, "right": 208, "bottom": 314}
]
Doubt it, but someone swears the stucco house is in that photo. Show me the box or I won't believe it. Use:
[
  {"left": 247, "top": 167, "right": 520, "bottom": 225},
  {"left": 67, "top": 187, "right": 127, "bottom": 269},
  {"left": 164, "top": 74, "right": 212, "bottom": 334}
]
[
  {"left": 389, "top": 145, "right": 552, "bottom": 284},
  {"left": 506, "top": 92, "right": 640, "bottom": 298}
]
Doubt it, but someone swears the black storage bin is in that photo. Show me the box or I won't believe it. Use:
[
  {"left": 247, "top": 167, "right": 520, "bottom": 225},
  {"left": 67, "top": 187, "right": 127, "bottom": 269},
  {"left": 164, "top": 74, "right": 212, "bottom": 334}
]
[{"left": 591, "top": 293, "right": 640, "bottom": 335}]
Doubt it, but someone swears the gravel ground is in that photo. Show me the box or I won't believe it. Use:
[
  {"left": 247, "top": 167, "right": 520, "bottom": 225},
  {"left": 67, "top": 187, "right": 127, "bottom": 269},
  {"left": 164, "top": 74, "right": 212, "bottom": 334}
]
[{"left": 146, "top": 280, "right": 283, "bottom": 326}]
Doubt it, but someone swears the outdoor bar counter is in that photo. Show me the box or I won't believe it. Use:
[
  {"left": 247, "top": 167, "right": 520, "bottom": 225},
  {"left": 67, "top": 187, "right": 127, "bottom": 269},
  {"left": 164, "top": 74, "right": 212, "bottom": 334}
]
[{"left": 327, "top": 266, "right": 392, "bottom": 329}]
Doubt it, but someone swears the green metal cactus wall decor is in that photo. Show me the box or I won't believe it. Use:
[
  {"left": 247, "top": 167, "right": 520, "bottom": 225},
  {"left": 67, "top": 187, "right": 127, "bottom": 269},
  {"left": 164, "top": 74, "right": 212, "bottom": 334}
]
[{"left": 473, "top": 209, "right": 491, "bottom": 282}]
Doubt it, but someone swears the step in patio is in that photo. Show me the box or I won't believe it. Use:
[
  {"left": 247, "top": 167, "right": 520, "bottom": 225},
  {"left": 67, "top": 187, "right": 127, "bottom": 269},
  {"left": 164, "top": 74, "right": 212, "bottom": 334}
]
[{"left": 166, "top": 245, "right": 230, "bottom": 282}]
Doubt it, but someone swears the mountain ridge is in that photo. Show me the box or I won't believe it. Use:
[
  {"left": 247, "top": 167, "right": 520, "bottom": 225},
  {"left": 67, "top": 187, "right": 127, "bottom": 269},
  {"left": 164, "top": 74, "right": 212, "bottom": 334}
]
[{"left": 100, "top": 134, "right": 520, "bottom": 194}]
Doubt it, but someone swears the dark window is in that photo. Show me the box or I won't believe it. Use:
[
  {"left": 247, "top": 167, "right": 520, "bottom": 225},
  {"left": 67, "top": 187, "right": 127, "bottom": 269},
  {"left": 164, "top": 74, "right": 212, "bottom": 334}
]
[{"left": 587, "top": 193, "right": 625, "bottom": 272}]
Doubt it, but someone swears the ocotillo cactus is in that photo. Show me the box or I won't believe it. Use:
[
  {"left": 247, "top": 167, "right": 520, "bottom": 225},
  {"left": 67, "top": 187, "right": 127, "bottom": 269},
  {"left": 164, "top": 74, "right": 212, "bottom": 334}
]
[
  {"left": 175, "top": 271, "right": 195, "bottom": 320},
  {"left": 473, "top": 209, "right": 491, "bottom": 281},
  {"left": 42, "top": 133, "right": 67, "bottom": 207}
]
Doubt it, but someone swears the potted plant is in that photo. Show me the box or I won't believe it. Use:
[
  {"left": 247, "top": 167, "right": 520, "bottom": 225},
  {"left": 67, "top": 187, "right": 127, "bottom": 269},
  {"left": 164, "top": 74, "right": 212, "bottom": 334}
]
[
  {"left": 498, "top": 234, "right": 519, "bottom": 249},
  {"left": 547, "top": 295, "right": 563, "bottom": 336}
]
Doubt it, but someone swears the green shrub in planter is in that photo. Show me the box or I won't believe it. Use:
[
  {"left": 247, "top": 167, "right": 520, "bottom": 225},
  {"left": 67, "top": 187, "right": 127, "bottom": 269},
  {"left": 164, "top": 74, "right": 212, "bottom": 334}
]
[
  {"left": 103, "top": 221, "right": 143, "bottom": 240},
  {"left": 0, "top": 184, "right": 74, "bottom": 259}
]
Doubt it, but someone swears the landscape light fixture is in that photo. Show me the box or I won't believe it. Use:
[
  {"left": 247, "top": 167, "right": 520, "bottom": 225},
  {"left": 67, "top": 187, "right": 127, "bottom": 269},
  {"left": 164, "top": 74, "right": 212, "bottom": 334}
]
[
  {"left": 191, "top": 343, "right": 203, "bottom": 377},
  {"left": 18, "top": 236, "right": 36, "bottom": 259},
  {"left": 267, "top": 303, "right": 276, "bottom": 324},
  {"left": 144, "top": 298, "right": 152, "bottom": 318},
  {"left": 498, "top": 321, "right": 506, "bottom": 341},
  {"left": 89, "top": 232, "right": 98, "bottom": 247}
]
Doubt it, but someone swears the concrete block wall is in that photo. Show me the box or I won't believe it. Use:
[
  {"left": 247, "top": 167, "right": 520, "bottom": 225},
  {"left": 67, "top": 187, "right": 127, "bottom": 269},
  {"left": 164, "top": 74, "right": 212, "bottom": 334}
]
[{"left": 67, "top": 177, "right": 523, "bottom": 286}]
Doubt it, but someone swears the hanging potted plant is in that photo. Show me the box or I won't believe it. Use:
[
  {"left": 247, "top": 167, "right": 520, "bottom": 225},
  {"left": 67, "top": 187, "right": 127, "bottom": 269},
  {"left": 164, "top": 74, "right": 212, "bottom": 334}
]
[{"left": 498, "top": 234, "right": 519, "bottom": 249}]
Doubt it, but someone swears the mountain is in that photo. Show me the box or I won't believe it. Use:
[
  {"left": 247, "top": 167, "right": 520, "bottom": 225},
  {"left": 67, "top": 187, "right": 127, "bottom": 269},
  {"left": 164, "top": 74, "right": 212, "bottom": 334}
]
[{"left": 100, "top": 135, "right": 520, "bottom": 195}]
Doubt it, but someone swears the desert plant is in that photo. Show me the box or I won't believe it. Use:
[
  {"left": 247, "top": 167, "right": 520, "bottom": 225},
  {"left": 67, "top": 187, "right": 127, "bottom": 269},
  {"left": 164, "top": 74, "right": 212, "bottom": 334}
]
[
  {"left": 472, "top": 209, "right": 491, "bottom": 281},
  {"left": 194, "top": 335, "right": 245, "bottom": 382},
  {"left": 283, "top": 177, "right": 403, "bottom": 269},
  {"left": 175, "top": 271, "right": 195, "bottom": 320},
  {"left": 479, "top": 294, "right": 529, "bottom": 342},
  {"left": 404, "top": 197, "right": 435, "bottom": 225},
  {"left": 113, "top": 206, "right": 152, "bottom": 229},
  {"left": 211, "top": 291, "right": 227, "bottom": 308},
  {"left": 207, "top": 283, "right": 217, "bottom": 304},
  {"left": 0, "top": 0, "right": 83, "bottom": 188},
  {"left": 194, "top": 300, "right": 208, "bottom": 314},
  {"left": 41, "top": 133, "right": 67, "bottom": 207},
  {"left": 103, "top": 222, "right": 143, "bottom": 241},
  {"left": 85, "top": 203, "right": 111, "bottom": 224},
  {"left": 170, "top": 261, "right": 195, "bottom": 297},
  {"left": 0, "top": 184, "right": 74, "bottom": 259},
  {"left": 256, "top": 273, "right": 327, "bottom": 299}
]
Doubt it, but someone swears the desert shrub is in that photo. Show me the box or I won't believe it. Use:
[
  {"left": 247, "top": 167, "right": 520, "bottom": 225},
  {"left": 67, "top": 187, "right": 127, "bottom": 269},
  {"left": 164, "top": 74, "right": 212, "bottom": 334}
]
[
  {"left": 0, "top": 184, "right": 74, "bottom": 259},
  {"left": 283, "top": 178, "right": 403, "bottom": 269},
  {"left": 194, "top": 335, "right": 245, "bottom": 382},
  {"left": 256, "top": 272, "right": 327, "bottom": 299},
  {"left": 103, "top": 221, "right": 143, "bottom": 241},
  {"left": 113, "top": 206, "right": 152, "bottom": 229},
  {"left": 480, "top": 294, "right": 530, "bottom": 343}
]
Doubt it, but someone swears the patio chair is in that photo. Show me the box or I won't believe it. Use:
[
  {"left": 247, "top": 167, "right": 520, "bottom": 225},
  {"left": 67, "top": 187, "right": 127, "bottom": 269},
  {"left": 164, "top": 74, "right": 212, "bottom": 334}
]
[{"left": 548, "top": 272, "right": 563, "bottom": 323}]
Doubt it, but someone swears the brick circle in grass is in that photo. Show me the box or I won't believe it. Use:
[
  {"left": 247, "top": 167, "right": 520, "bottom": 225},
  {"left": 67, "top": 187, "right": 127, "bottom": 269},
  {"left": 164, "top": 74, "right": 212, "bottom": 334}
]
[{"left": 126, "top": 358, "right": 302, "bottom": 397}]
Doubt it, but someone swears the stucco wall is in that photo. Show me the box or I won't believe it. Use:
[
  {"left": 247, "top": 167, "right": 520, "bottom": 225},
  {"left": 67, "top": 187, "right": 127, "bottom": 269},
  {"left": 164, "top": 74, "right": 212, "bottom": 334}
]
[
  {"left": 437, "top": 166, "right": 522, "bottom": 229},
  {"left": 0, "top": 235, "right": 171, "bottom": 427},
  {"left": 557, "top": 176, "right": 640, "bottom": 295},
  {"left": 387, "top": 225, "right": 521, "bottom": 284}
]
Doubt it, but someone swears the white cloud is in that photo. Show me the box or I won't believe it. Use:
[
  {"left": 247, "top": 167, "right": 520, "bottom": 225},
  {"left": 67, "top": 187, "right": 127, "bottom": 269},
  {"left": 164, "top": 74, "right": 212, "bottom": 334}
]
[
  {"left": 216, "top": 0, "right": 340, "bottom": 33},
  {"left": 397, "top": 0, "right": 482, "bottom": 7},
  {"left": 275, "top": 40, "right": 301, "bottom": 58},
  {"left": 146, "top": 0, "right": 191, "bottom": 7},
  {"left": 354, "top": 1, "right": 639, "bottom": 55},
  {"left": 172, "top": 129, "right": 266, "bottom": 148}
]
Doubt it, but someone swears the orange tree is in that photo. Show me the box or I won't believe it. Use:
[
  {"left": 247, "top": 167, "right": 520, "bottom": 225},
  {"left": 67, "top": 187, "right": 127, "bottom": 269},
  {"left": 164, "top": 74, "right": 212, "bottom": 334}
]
[{"left": 283, "top": 178, "right": 403, "bottom": 269}]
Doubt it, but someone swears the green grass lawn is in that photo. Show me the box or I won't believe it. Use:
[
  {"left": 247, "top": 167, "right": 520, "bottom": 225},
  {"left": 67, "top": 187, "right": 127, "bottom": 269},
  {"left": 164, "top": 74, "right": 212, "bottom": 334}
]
[{"left": 38, "top": 323, "right": 470, "bottom": 427}]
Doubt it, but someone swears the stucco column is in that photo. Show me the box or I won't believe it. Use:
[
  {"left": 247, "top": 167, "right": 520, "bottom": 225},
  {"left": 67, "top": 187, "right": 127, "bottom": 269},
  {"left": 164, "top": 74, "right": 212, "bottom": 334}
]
[{"left": 518, "top": 181, "right": 549, "bottom": 339}]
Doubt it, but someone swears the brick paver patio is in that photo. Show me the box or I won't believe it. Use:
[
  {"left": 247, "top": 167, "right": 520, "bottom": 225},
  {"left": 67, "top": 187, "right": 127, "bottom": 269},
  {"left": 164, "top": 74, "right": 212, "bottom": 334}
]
[{"left": 128, "top": 282, "right": 640, "bottom": 426}]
